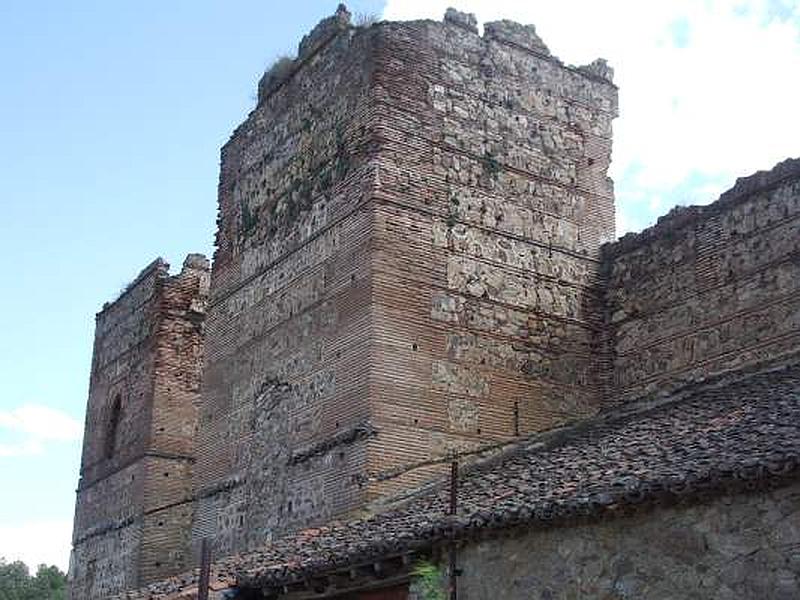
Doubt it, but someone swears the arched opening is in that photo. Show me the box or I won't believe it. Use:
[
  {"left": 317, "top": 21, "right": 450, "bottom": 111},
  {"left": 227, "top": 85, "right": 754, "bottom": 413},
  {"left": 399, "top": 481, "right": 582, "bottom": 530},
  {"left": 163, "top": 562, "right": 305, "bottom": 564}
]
[{"left": 104, "top": 394, "right": 122, "bottom": 459}]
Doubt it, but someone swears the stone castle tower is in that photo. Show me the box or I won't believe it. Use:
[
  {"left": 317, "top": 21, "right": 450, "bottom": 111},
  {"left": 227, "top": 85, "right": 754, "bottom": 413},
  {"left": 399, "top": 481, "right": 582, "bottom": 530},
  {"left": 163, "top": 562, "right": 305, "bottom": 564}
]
[
  {"left": 71, "top": 8, "right": 618, "bottom": 596},
  {"left": 73, "top": 6, "right": 800, "bottom": 599},
  {"left": 191, "top": 5, "right": 617, "bottom": 558},
  {"left": 70, "top": 257, "right": 209, "bottom": 597}
]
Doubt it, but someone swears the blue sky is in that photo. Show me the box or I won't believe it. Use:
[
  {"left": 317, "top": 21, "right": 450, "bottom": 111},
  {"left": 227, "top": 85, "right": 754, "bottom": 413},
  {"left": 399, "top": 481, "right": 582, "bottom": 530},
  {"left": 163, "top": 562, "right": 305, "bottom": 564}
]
[
  {"left": 0, "top": 0, "right": 384, "bottom": 571},
  {"left": 0, "top": 0, "right": 798, "bottom": 573}
]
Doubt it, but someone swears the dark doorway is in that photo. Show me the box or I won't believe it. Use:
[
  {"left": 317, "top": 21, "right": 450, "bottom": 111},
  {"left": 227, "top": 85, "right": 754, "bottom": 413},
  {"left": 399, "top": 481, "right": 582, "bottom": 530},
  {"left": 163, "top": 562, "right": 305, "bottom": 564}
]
[{"left": 357, "top": 585, "right": 409, "bottom": 600}]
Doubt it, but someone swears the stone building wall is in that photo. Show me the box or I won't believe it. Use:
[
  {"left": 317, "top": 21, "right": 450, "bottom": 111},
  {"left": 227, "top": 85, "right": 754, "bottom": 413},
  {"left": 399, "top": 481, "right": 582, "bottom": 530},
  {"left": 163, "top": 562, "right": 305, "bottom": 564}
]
[
  {"left": 192, "top": 6, "right": 380, "bottom": 557},
  {"left": 191, "top": 7, "right": 618, "bottom": 559},
  {"left": 605, "top": 159, "right": 800, "bottom": 403},
  {"left": 70, "top": 256, "right": 209, "bottom": 599},
  {"left": 364, "top": 11, "right": 617, "bottom": 499},
  {"left": 458, "top": 481, "right": 800, "bottom": 600}
]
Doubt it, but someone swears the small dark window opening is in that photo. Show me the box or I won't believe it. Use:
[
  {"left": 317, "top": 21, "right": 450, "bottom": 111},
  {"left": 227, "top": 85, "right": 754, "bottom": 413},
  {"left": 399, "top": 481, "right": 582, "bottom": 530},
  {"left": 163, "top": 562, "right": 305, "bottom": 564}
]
[
  {"left": 105, "top": 394, "right": 122, "bottom": 460},
  {"left": 86, "top": 559, "right": 97, "bottom": 586}
]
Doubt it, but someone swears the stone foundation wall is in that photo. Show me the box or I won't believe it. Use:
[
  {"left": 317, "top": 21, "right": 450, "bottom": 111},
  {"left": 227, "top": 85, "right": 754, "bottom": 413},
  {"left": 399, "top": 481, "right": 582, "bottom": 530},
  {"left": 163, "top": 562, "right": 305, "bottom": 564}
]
[
  {"left": 70, "top": 460, "right": 145, "bottom": 599},
  {"left": 458, "top": 481, "right": 800, "bottom": 600},
  {"left": 605, "top": 160, "right": 800, "bottom": 403},
  {"left": 69, "top": 519, "right": 144, "bottom": 599}
]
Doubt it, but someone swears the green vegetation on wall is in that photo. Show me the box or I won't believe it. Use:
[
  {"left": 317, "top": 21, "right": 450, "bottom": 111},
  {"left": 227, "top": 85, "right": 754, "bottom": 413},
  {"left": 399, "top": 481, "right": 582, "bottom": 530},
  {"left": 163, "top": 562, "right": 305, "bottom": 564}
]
[{"left": 410, "top": 560, "right": 446, "bottom": 600}]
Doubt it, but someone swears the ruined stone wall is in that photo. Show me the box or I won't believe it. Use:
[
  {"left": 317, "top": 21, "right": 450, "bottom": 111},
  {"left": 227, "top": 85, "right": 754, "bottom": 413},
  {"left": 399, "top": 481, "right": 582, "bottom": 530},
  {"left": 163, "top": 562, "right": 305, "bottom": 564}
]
[
  {"left": 71, "top": 260, "right": 165, "bottom": 599},
  {"left": 192, "top": 6, "right": 380, "bottom": 557},
  {"left": 458, "top": 482, "right": 800, "bottom": 599},
  {"left": 70, "top": 256, "right": 208, "bottom": 599},
  {"left": 138, "top": 255, "right": 210, "bottom": 585},
  {"left": 365, "top": 12, "right": 617, "bottom": 497},
  {"left": 605, "top": 159, "right": 800, "bottom": 403},
  {"left": 71, "top": 464, "right": 145, "bottom": 598},
  {"left": 78, "top": 260, "right": 163, "bottom": 486}
]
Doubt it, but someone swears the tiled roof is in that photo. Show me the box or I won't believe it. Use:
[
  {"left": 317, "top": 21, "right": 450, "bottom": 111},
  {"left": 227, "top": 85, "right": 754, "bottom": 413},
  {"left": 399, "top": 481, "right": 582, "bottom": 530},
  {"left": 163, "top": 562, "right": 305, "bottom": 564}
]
[{"left": 119, "top": 361, "right": 800, "bottom": 598}]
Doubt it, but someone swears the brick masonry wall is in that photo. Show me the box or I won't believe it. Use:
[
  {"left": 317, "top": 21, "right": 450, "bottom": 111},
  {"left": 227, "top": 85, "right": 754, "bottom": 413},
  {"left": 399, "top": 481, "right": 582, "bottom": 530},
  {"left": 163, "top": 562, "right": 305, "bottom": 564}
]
[
  {"left": 458, "top": 481, "right": 800, "bottom": 599},
  {"left": 71, "top": 462, "right": 145, "bottom": 598},
  {"left": 70, "top": 256, "right": 209, "bottom": 599},
  {"left": 79, "top": 260, "right": 163, "bottom": 486},
  {"left": 364, "top": 13, "right": 617, "bottom": 499},
  {"left": 605, "top": 159, "right": 800, "bottom": 403},
  {"left": 192, "top": 7, "right": 380, "bottom": 558}
]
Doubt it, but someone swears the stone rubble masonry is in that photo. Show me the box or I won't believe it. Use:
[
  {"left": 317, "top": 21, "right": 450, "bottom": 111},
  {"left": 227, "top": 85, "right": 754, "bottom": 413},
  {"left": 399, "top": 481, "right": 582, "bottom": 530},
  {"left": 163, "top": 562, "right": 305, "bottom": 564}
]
[
  {"left": 458, "top": 481, "right": 800, "bottom": 600},
  {"left": 190, "top": 5, "right": 617, "bottom": 565},
  {"left": 70, "top": 255, "right": 210, "bottom": 599},
  {"left": 604, "top": 157, "right": 800, "bottom": 403}
]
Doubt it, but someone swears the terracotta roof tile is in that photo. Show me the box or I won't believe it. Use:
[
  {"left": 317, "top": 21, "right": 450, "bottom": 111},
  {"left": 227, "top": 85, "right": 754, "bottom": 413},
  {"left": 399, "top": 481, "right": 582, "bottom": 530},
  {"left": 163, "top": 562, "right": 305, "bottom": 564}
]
[{"left": 118, "top": 362, "right": 800, "bottom": 598}]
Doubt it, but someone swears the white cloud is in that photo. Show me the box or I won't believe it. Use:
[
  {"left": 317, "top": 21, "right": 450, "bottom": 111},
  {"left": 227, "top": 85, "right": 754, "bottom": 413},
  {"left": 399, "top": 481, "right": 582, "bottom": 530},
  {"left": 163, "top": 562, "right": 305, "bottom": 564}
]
[
  {"left": 0, "top": 404, "right": 82, "bottom": 457},
  {"left": 0, "top": 437, "right": 44, "bottom": 457},
  {"left": 648, "top": 195, "right": 663, "bottom": 212},
  {"left": 383, "top": 0, "right": 800, "bottom": 234},
  {"left": 0, "top": 519, "right": 72, "bottom": 572}
]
